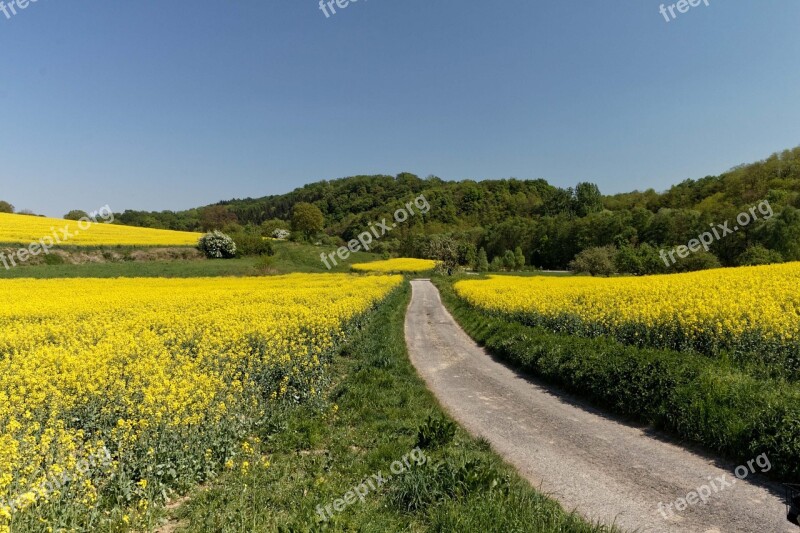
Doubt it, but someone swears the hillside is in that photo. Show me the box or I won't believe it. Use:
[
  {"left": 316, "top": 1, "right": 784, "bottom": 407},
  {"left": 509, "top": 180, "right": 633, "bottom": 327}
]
[{"left": 114, "top": 146, "right": 800, "bottom": 271}]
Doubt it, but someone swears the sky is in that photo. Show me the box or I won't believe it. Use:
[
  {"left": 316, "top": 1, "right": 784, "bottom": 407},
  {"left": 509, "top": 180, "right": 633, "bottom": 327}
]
[{"left": 1, "top": 1, "right": 799, "bottom": 218}]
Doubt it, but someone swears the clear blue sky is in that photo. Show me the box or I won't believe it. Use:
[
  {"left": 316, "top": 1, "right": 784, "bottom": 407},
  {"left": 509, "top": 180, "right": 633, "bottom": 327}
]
[{"left": 1, "top": 0, "right": 799, "bottom": 217}]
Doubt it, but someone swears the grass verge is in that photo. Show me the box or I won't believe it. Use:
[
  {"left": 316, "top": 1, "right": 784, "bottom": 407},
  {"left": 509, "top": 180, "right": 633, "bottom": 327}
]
[
  {"left": 0, "top": 242, "right": 382, "bottom": 279},
  {"left": 434, "top": 276, "right": 800, "bottom": 482},
  {"left": 168, "top": 283, "right": 614, "bottom": 532}
]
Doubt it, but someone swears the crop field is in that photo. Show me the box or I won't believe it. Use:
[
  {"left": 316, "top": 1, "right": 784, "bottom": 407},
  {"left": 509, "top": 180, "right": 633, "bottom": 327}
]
[
  {"left": 0, "top": 273, "right": 401, "bottom": 531},
  {"left": 454, "top": 263, "right": 800, "bottom": 379},
  {"left": 0, "top": 213, "right": 201, "bottom": 247},
  {"left": 351, "top": 258, "right": 436, "bottom": 273}
]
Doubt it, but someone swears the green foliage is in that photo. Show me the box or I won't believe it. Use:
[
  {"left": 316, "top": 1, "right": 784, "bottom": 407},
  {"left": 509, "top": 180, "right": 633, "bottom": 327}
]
[
  {"left": 199, "top": 205, "right": 238, "bottom": 231},
  {"left": 737, "top": 244, "right": 783, "bottom": 266},
  {"left": 259, "top": 218, "right": 290, "bottom": 237},
  {"left": 391, "top": 457, "right": 509, "bottom": 513},
  {"left": 503, "top": 250, "right": 517, "bottom": 270},
  {"left": 427, "top": 235, "right": 459, "bottom": 274},
  {"left": 459, "top": 242, "right": 478, "bottom": 268},
  {"left": 290, "top": 202, "right": 324, "bottom": 239},
  {"left": 0, "top": 200, "right": 14, "bottom": 213},
  {"left": 105, "top": 146, "right": 800, "bottom": 274},
  {"left": 197, "top": 231, "right": 237, "bottom": 259},
  {"left": 476, "top": 248, "right": 489, "bottom": 272},
  {"left": 614, "top": 243, "right": 667, "bottom": 275},
  {"left": 416, "top": 414, "right": 457, "bottom": 449},
  {"left": 673, "top": 250, "right": 721, "bottom": 272},
  {"left": 573, "top": 182, "right": 603, "bottom": 217},
  {"left": 63, "top": 210, "right": 88, "bottom": 221},
  {"left": 43, "top": 253, "right": 65, "bottom": 265},
  {"left": 229, "top": 232, "right": 274, "bottom": 257},
  {"left": 514, "top": 246, "right": 525, "bottom": 269},
  {"left": 568, "top": 246, "right": 617, "bottom": 276}
]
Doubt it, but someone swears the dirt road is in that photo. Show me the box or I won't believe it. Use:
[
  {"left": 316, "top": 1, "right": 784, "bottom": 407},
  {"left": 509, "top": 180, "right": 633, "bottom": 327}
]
[{"left": 404, "top": 279, "right": 793, "bottom": 533}]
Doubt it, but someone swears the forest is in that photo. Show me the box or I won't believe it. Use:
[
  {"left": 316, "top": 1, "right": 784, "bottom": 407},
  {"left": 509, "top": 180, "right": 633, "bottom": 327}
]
[{"left": 108, "top": 146, "right": 800, "bottom": 273}]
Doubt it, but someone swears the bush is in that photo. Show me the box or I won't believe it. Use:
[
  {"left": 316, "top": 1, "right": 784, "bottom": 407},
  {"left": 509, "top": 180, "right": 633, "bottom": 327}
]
[
  {"left": 568, "top": 246, "right": 617, "bottom": 276},
  {"left": 229, "top": 232, "right": 273, "bottom": 256},
  {"left": 197, "top": 231, "right": 237, "bottom": 259},
  {"left": 737, "top": 244, "right": 783, "bottom": 266},
  {"left": 673, "top": 250, "right": 721, "bottom": 272}
]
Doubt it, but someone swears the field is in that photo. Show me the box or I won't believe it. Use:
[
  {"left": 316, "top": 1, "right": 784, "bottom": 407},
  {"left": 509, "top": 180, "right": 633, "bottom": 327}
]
[
  {"left": 454, "top": 264, "right": 800, "bottom": 380},
  {"left": 0, "top": 212, "right": 201, "bottom": 247},
  {"left": 0, "top": 274, "right": 401, "bottom": 530},
  {"left": 351, "top": 258, "right": 436, "bottom": 273}
]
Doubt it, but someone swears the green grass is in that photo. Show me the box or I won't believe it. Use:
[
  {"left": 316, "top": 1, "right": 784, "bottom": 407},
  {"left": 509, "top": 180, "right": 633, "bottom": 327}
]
[
  {"left": 0, "top": 241, "right": 383, "bottom": 279},
  {"left": 167, "top": 284, "right": 615, "bottom": 532}
]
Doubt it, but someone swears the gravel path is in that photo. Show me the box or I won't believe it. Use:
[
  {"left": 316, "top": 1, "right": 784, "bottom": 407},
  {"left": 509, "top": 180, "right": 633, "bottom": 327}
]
[{"left": 404, "top": 279, "right": 794, "bottom": 533}]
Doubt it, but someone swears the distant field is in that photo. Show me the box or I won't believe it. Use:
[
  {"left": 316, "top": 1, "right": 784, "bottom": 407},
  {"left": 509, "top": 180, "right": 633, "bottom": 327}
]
[
  {"left": 0, "top": 212, "right": 201, "bottom": 247},
  {"left": 352, "top": 258, "right": 436, "bottom": 273}
]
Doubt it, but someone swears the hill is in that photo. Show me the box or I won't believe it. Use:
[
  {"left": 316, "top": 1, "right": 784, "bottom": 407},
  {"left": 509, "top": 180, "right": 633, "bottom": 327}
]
[{"left": 109, "top": 146, "right": 800, "bottom": 271}]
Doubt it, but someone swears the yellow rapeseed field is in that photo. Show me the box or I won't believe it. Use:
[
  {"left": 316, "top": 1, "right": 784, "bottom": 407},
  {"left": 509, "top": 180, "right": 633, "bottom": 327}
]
[
  {"left": 0, "top": 212, "right": 201, "bottom": 247},
  {"left": 352, "top": 258, "right": 436, "bottom": 273},
  {"left": 454, "top": 264, "right": 800, "bottom": 367},
  {"left": 0, "top": 273, "right": 401, "bottom": 530}
]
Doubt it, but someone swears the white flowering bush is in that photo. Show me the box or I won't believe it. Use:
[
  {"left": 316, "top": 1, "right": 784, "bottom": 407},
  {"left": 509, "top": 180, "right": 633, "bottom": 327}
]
[
  {"left": 272, "top": 229, "right": 291, "bottom": 240},
  {"left": 198, "top": 230, "right": 237, "bottom": 259}
]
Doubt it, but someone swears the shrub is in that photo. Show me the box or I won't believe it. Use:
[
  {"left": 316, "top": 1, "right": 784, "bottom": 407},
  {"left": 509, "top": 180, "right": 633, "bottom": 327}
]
[
  {"left": 197, "top": 231, "right": 237, "bottom": 259},
  {"left": 476, "top": 248, "right": 489, "bottom": 273},
  {"left": 737, "top": 244, "right": 783, "bottom": 266},
  {"left": 569, "top": 246, "right": 617, "bottom": 276},
  {"left": 271, "top": 229, "right": 290, "bottom": 240},
  {"left": 230, "top": 232, "right": 273, "bottom": 256},
  {"left": 43, "top": 253, "right": 65, "bottom": 265},
  {"left": 673, "top": 250, "right": 721, "bottom": 272}
]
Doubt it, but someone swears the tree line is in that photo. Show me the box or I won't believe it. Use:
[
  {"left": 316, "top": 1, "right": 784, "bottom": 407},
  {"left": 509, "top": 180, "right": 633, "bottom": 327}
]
[{"left": 4, "top": 146, "right": 799, "bottom": 274}]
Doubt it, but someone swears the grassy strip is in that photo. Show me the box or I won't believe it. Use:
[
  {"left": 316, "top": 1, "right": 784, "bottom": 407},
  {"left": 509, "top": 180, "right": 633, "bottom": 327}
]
[
  {"left": 434, "top": 277, "right": 800, "bottom": 482},
  {"left": 0, "top": 242, "right": 381, "bottom": 279},
  {"left": 170, "top": 283, "right": 615, "bottom": 532}
]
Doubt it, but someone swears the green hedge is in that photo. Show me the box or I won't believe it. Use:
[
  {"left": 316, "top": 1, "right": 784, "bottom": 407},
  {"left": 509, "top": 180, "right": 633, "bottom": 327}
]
[{"left": 436, "top": 279, "right": 800, "bottom": 481}]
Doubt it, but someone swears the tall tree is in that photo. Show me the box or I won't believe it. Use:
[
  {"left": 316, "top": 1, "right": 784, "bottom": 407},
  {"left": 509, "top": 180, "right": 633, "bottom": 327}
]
[{"left": 291, "top": 202, "right": 325, "bottom": 239}]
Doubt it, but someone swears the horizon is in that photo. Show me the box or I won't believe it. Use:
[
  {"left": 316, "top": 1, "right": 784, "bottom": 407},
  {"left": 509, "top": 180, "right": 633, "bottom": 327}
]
[{"left": 1, "top": 1, "right": 799, "bottom": 217}]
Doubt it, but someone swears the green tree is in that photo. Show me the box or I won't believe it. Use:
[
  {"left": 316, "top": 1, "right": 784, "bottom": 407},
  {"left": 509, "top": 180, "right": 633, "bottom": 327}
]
[
  {"left": 569, "top": 246, "right": 617, "bottom": 276},
  {"left": 64, "top": 210, "right": 89, "bottom": 220},
  {"left": 514, "top": 246, "right": 525, "bottom": 270},
  {"left": 291, "top": 202, "right": 325, "bottom": 239},
  {"left": 502, "top": 250, "right": 517, "bottom": 270},
  {"left": 573, "top": 182, "right": 603, "bottom": 217},
  {"left": 674, "top": 250, "right": 721, "bottom": 272},
  {"left": 200, "top": 205, "right": 238, "bottom": 231},
  {"left": 736, "top": 245, "right": 782, "bottom": 266},
  {"left": 476, "top": 247, "right": 489, "bottom": 272},
  {"left": 260, "top": 218, "right": 290, "bottom": 237},
  {"left": 426, "top": 235, "right": 459, "bottom": 275},
  {"left": 0, "top": 201, "right": 14, "bottom": 213}
]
